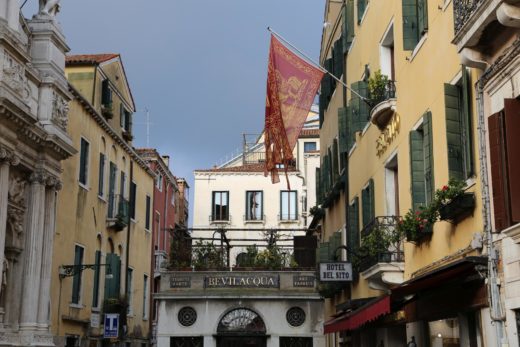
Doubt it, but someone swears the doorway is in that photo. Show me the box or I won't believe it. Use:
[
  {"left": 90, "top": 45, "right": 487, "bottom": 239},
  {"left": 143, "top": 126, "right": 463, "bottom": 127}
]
[
  {"left": 216, "top": 336, "right": 266, "bottom": 347},
  {"left": 216, "top": 308, "right": 267, "bottom": 347}
]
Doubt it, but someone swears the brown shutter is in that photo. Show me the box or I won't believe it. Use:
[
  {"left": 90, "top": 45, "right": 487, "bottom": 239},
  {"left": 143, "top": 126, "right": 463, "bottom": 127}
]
[
  {"left": 504, "top": 98, "right": 520, "bottom": 223},
  {"left": 488, "top": 111, "right": 508, "bottom": 231}
]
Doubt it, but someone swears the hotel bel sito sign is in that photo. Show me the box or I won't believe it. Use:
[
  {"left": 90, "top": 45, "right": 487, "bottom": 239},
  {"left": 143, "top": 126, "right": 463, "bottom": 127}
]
[{"left": 319, "top": 263, "right": 353, "bottom": 282}]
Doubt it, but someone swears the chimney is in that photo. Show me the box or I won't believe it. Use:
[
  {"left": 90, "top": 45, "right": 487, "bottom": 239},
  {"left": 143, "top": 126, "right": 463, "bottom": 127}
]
[{"left": 162, "top": 155, "right": 170, "bottom": 167}]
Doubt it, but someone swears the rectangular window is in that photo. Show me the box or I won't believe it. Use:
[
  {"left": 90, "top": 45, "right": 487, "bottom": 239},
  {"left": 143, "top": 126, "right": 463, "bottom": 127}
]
[
  {"left": 357, "top": 0, "right": 368, "bottom": 24},
  {"left": 362, "top": 179, "right": 375, "bottom": 227},
  {"left": 108, "top": 162, "right": 117, "bottom": 218},
  {"left": 71, "top": 245, "right": 84, "bottom": 304},
  {"left": 402, "top": 0, "right": 428, "bottom": 50},
  {"left": 156, "top": 173, "right": 163, "bottom": 191},
  {"left": 79, "top": 138, "right": 90, "bottom": 186},
  {"left": 92, "top": 250, "right": 101, "bottom": 307},
  {"left": 145, "top": 195, "right": 151, "bottom": 230},
  {"left": 98, "top": 153, "right": 105, "bottom": 197},
  {"left": 101, "top": 79, "right": 112, "bottom": 107},
  {"left": 143, "top": 274, "right": 149, "bottom": 320},
  {"left": 126, "top": 268, "right": 133, "bottom": 314},
  {"left": 280, "top": 191, "right": 297, "bottom": 220},
  {"left": 246, "top": 191, "right": 263, "bottom": 221},
  {"left": 104, "top": 253, "right": 121, "bottom": 300},
  {"left": 304, "top": 141, "right": 317, "bottom": 153},
  {"left": 130, "top": 182, "right": 137, "bottom": 220},
  {"left": 212, "top": 191, "right": 229, "bottom": 221}
]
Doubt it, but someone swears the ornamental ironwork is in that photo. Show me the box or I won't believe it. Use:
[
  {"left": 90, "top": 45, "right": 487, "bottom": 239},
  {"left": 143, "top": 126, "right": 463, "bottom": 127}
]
[
  {"left": 453, "top": 0, "right": 486, "bottom": 34},
  {"left": 178, "top": 307, "right": 197, "bottom": 327},
  {"left": 217, "top": 308, "right": 266, "bottom": 334},
  {"left": 286, "top": 307, "right": 306, "bottom": 327}
]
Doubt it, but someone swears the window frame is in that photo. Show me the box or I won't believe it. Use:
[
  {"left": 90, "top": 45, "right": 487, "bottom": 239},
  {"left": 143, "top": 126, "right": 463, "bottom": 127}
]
[
  {"left": 280, "top": 190, "right": 298, "bottom": 221},
  {"left": 78, "top": 137, "right": 90, "bottom": 188},
  {"left": 212, "top": 191, "right": 230, "bottom": 221},
  {"left": 245, "top": 191, "right": 264, "bottom": 221},
  {"left": 71, "top": 244, "right": 85, "bottom": 306},
  {"left": 303, "top": 141, "right": 317, "bottom": 153}
]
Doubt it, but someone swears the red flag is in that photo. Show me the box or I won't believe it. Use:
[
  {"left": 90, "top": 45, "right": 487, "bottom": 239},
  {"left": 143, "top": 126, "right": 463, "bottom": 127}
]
[{"left": 264, "top": 34, "right": 324, "bottom": 187}]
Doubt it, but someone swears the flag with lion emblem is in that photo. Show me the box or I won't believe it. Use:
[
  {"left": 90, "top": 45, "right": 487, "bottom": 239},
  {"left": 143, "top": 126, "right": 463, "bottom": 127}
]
[{"left": 264, "top": 34, "right": 324, "bottom": 187}]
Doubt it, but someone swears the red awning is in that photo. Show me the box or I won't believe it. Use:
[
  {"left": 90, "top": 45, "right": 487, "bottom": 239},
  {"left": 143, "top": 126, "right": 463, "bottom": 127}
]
[{"left": 324, "top": 296, "right": 390, "bottom": 334}]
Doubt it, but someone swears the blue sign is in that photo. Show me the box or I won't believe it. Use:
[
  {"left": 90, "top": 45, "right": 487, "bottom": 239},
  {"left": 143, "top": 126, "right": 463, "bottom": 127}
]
[{"left": 104, "top": 313, "right": 119, "bottom": 338}]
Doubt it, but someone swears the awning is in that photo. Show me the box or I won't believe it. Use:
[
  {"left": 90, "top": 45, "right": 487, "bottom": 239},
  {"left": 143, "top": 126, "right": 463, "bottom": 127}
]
[{"left": 324, "top": 295, "right": 390, "bottom": 334}]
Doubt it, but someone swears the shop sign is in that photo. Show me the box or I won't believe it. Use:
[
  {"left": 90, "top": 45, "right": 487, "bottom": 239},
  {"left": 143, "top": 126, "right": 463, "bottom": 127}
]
[
  {"left": 204, "top": 275, "right": 280, "bottom": 288},
  {"left": 293, "top": 275, "right": 316, "bottom": 287},
  {"left": 376, "top": 113, "right": 400, "bottom": 157},
  {"left": 319, "top": 262, "right": 352, "bottom": 282},
  {"left": 170, "top": 276, "right": 191, "bottom": 288}
]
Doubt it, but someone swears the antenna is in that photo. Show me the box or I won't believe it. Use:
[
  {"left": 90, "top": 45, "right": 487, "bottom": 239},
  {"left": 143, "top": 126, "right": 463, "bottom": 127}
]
[{"left": 145, "top": 108, "right": 150, "bottom": 147}]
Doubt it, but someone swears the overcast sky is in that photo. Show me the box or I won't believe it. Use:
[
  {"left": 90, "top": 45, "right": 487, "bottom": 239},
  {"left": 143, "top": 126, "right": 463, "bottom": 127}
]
[{"left": 22, "top": 0, "right": 325, "bottom": 220}]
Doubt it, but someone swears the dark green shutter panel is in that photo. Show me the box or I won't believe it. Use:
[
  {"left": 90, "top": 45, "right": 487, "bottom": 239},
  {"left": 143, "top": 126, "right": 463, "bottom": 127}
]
[
  {"left": 357, "top": 0, "right": 367, "bottom": 24},
  {"left": 105, "top": 254, "right": 121, "bottom": 299},
  {"left": 369, "top": 178, "right": 375, "bottom": 222},
  {"left": 348, "top": 197, "right": 360, "bottom": 262},
  {"left": 417, "top": 0, "right": 428, "bottom": 35},
  {"left": 319, "top": 93, "right": 325, "bottom": 128},
  {"left": 444, "top": 83, "right": 464, "bottom": 180},
  {"left": 72, "top": 246, "right": 83, "bottom": 304},
  {"left": 333, "top": 39, "right": 344, "bottom": 79},
  {"left": 102, "top": 79, "right": 111, "bottom": 106},
  {"left": 338, "top": 107, "right": 348, "bottom": 153},
  {"left": 409, "top": 130, "right": 425, "bottom": 211},
  {"left": 120, "top": 104, "right": 124, "bottom": 127},
  {"left": 316, "top": 168, "right": 321, "bottom": 204},
  {"left": 362, "top": 186, "right": 370, "bottom": 227},
  {"left": 402, "top": 0, "right": 419, "bottom": 50},
  {"left": 423, "top": 111, "right": 435, "bottom": 203},
  {"left": 92, "top": 250, "right": 101, "bottom": 307},
  {"left": 98, "top": 153, "right": 105, "bottom": 195},
  {"left": 351, "top": 81, "right": 370, "bottom": 130},
  {"left": 461, "top": 66, "right": 474, "bottom": 177},
  {"left": 346, "top": 105, "right": 355, "bottom": 151},
  {"left": 319, "top": 242, "right": 330, "bottom": 262},
  {"left": 342, "top": 1, "right": 355, "bottom": 52},
  {"left": 325, "top": 58, "right": 336, "bottom": 93},
  {"left": 332, "top": 139, "right": 339, "bottom": 183}
]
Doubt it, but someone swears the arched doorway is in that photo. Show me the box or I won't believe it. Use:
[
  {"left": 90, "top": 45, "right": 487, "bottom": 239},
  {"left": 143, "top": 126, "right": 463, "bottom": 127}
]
[{"left": 216, "top": 308, "right": 267, "bottom": 347}]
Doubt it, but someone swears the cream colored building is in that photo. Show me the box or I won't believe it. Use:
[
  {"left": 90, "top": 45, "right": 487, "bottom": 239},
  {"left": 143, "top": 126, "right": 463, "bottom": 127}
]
[{"left": 50, "top": 54, "right": 154, "bottom": 347}]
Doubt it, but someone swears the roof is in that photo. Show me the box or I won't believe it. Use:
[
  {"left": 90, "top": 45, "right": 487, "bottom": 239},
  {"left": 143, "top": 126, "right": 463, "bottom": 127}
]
[
  {"left": 66, "top": 54, "right": 119, "bottom": 65},
  {"left": 195, "top": 163, "right": 297, "bottom": 173}
]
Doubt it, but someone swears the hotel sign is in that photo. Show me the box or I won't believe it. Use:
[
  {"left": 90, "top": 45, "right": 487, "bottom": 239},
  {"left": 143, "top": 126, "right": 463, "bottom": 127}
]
[
  {"left": 204, "top": 275, "right": 280, "bottom": 288},
  {"left": 319, "top": 263, "right": 353, "bottom": 282}
]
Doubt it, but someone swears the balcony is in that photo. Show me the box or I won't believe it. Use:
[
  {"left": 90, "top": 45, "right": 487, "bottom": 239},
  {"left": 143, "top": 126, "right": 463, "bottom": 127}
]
[
  {"left": 369, "top": 80, "right": 396, "bottom": 130},
  {"left": 244, "top": 214, "right": 266, "bottom": 224},
  {"left": 452, "top": 0, "right": 520, "bottom": 68},
  {"left": 278, "top": 214, "right": 299, "bottom": 223},
  {"left": 107, "top": 194, "right": 129, "bottom": 231},
  {"left": 209, "top": 214, "right": 231, "bottom": 225},
  {"left": 357, "top": 216, "right": 405, "bottom": 290}
]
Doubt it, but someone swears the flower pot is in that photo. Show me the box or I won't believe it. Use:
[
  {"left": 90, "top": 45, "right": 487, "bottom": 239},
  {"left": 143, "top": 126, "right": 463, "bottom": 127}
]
[
  {"left": 405, "top": 223, "right": 433, "bottom": 243},
  {"left": 439, "top": 193, "right": 475, "bottom": 224}
]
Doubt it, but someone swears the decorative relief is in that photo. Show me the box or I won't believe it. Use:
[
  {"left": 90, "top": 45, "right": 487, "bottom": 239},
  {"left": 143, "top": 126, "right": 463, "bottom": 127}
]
[
  {"left": 286, "top": 307, "right": 306, "bottom": 327},
  {"left": 52, "top": 91, "right": 69, "bottom": 130},
  {"left": 29, "top": 170, "right": 47, "bottom": 185},
  {"left": 0, "top": 148, "right": 19, "bottom": 166},
  {"left": 178, "top": 307, "right": 197, "bottom": 327},
  {"left": 8, "top": 173, "right": 26, "bottom": 207},
  {"left": 2, "top": 56, "right": 30, "bottom": 101}
]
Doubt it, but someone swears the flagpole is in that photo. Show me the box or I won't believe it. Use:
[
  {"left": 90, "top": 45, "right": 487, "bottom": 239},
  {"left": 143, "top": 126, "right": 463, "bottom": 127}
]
[{"left": 267, "top": 27, "right": 370, "bottom": 103}]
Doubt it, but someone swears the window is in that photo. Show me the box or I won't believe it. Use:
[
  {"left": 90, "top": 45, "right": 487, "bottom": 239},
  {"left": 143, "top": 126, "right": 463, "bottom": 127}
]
[
  {"left": 357, "top": 0, "right": 368, "bottom": 24},
  {"left": 98, "top": 153, "right": 105, "bottom": 197},
  {"left": 108, "top": 162, "right": 117, "bottom": 218},
  {"left": 212, "top": 191, "right": 229, "bottom": 221},
  {"left": 143, "top": 274, "right": 149, "bottom": 320},
  {"left": 145, "top": 195, "right": 151, "bottom": 230},
  {"left": 362, "top": 179, "right": 375, "bottom": 227},
  {"left": 120, "top": 105, "right": 132, "bottom": 132},
  {"left": 380, "top": 23, "right": 395, "bottom": 81},
  {"left": 409, "top": 112, "right": 434, "bottom": 211},
  {"left": 101, "top": 79, "right": 112, "bottom": 107},
  {"left": 445, "top": 67, "right": 474, "bottom": 181},
  {"left": 402, "top": 0, "right": 428, "bottom": 50},
  {"left": 304, "top": 142, "right": 317, "bottom": 153},
  {"left": 104, "top": 253, "right": 121, "bottom": 300},
  {"left": 280, "top": 191, "right": 297, "bottom": 220},
  {"left": 79, "top": 138, "right": 90, "bottom": 186},
  {"left": 92, "top": 250, "right": 101, "bottom": 307},
  {"left": 126, "top": 268, "right": 133, "bottom": 314},
  {"left": 246, "top": 191, "right": 263, "bottom": 221},
  {"left": 130, "top": 182, "right": 137, "bottom": 220},
  {"left": 488, "top": 98, "right": 520, "bottom": 231},
  {"left": 71, "top": 245, "right": 84, "bottom": 304},
  {"left": 156, "top": 173, "right": 163, "bottom": 191}
]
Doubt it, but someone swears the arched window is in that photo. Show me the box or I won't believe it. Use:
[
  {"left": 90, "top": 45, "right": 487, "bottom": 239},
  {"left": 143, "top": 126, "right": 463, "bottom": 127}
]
[{"left": 217, "top": 308, "right": 266, "bottom": 334}]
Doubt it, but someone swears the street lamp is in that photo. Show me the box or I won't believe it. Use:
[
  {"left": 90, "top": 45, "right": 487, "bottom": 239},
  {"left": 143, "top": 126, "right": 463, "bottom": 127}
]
[{"left": 58, "top": 263, "right": 112, "bottom": 279}]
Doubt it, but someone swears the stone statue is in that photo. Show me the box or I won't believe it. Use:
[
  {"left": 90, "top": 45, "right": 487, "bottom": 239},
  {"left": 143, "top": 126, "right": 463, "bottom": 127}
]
[{"left": 39, "top": 0, "right": 61, "bottom": 17}]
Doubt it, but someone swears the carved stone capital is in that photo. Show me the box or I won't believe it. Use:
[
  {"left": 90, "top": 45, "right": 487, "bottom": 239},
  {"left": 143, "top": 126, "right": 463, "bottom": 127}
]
[
  {"left": 45, "top": 176, "right": 62, "bottom": 190},
  {"left": 29, "top": 171, "right": 47, "bottom": 185},
  {"left": 9, "top": 155, "right": 20, "bottom": 167}
]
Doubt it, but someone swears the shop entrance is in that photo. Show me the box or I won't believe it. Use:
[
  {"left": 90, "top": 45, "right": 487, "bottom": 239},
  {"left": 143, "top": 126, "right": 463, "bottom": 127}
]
[{"left": 216, "top": 308, "right": 267, "bottom": 347}]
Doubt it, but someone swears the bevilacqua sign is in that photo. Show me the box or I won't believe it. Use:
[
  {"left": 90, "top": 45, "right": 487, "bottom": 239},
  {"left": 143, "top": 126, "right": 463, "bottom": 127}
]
[{"left": 204, "top": 275, "right": 280, "bottom": 288}]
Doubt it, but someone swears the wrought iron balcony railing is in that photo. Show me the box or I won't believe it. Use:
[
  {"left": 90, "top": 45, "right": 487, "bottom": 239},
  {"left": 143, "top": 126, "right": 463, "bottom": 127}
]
[
  {"left": 244, "top": 214, "right": 266, "bottom": 222},
  {"left": 369, "top": 80, "right": 396, "bottom": 108},
  {"left": 209, "top": 214, "right": 231, "bottom": 223},
  {"left": 278, "top": 213, "right": 299, "bottom": 222},
  {"left": 453, "top": 0, "right": 486, "bottom": 35},
  {"left": 107, "top": 194, "right": 129, "bottom": 231}
]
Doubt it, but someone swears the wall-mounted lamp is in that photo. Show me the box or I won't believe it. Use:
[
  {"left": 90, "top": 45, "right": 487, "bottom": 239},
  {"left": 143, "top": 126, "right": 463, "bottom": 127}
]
[{"left": 59, "top": 263, "right": 112, "bottom": 279}]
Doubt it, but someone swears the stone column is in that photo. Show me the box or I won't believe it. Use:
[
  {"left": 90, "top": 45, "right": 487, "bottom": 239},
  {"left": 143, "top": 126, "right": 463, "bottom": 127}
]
[
  {"left": 19, "top": 170, "right": 46, "bottom": 330},
  {"left": 36, "top": 177, "right": 61, "bottom": 331}
]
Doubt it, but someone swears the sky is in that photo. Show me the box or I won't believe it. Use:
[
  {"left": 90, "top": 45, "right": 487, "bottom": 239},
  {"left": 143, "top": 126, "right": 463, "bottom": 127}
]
[{"left": 22, "top": 0, "right": 325, "bottom": 221}]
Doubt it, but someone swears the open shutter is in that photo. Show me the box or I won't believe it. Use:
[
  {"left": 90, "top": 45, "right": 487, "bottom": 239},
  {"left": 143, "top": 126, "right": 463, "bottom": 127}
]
[
  {"left": 338, "top": 107, "right": 348, "bottom": 153},
  {"left": 316, "top": 168, "right": 322, "bottom": 204},
  {"left": 333, "top": 139, "right": 339, "bottom": 183},
  {"left": 343, "top": 0, "right": 355, "bottom": 52},
  {"left": 119, "top": 104, "right": 124, "bottom": 128},
  {"left": 357, "top": 0, "right": 367, "bottom": 24},
  {"left": 444, "top": 83, "right": 464, "bottom": 180},
  {"left": 92, "top": 250, "right": 101, "bottom": 307},
  {"left": 71, "top": 247, "right": 83, "bottom": 304},
  {"left": 417, "top": 0, "right": 428, "bottom": 35},
  {"left": 346, "top": 105, "right": 355, "bottom": 151},
  {"left": 369, "top": 178, "right": 375, "bottom": 222},
  {"left": 348, "top": 197, "right": 360, "bottom": 261},
  {"left": 410, "top": 130, "right": 425, "bottom": 211},
  {"left": 423, "top": 111, "right": 435, "bottom": 203},
  {"left": 333, "top": 39, "right": 344, "bottom": 79},
  {"left": 504, "top": 99, "right": 520, "bottom": 223},
  {"left": 461, "top": 66, "right": 474, "bottom": 177},
  {"left": 488, "top": 112, "right": 508, "bottom": 231},
  {"left": 101, "top": 79, "right": 112, "bottom": 106},
  {"left": 351, "top": 81, "right": 370, "bottom": 130},
  {"left": 402, "top": 0, "right": 419, "bottom": 50}
]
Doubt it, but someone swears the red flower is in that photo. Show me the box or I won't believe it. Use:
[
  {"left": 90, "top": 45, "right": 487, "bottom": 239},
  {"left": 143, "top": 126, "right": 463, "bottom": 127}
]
[
  {"left": 415, "top": 211, "right": 421, "bottom": 215},
  {"left": 416, "top": 217, "right": 421, "bottom": 221},
  {"left": 442, "top": 185, "right": 448, "bottom": 191}
]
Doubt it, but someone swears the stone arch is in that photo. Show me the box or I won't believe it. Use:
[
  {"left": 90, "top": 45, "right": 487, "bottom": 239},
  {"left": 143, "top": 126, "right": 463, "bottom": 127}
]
[{"left": 216, "top": 307, "right": 266, "bottom": 335}]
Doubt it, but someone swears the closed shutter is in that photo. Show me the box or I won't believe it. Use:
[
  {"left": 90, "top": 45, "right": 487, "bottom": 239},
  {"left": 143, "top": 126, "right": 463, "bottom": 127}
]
[
  {"left": 461, "top": 66, "right": 474, "bottom": 176},
  {"left": 130, "top": 182, "right": 136, "bottom": 219},
  {"left": 92, "top": 250, "right": 101, "bottom": 307},
  {"left": 105, "top": 253, "right": 121, "bottom": 300},
  {"left": 316, "top": 168, "right": 322, "bottom": 204},
  {"left": 351, "top": 81, "right": 370, "bottom": 130},
  {"left": 71, "top": 246, "right": 84, "bottom": 304},
  {"left": 402, "top": 0, "right": 419, "bottom": 50},
  {"left": 417, "top": 0, "right": 428, "bottom": 35},
  {"left": 333, "top": 39, "right": 344, "bottom": 79},
  {"left": 444, "top": 83, "right": 464, "bottom": 180},
  {"left": 338, "top": 107, "right": 348, "bottom": 153},
  {"left": 348, "top": 197, "right": 359, "bottom": 262},
  {"left": 423, "top": 111, "right": 435, "bottom": 203},
  {"left": 294, "top": 236, "right": 317, "bottom": 268},
  {"left": 362, "top": 185, "right": 370, "bottom": 228},
  {"left": 343, "top": 0, "right": 355, "bottom": 52},
  {"left": 410, "top": 130, "right": 425, "bottom": 211},
  {"left": 319, "top": 93, "right": 325, "bottom": 128},
  {"left": 357, "top": 0, "right": 367, "bottom": 24},
  {"left": 369, "top": 179, "right": 375, "bottom": 223},
  {"left": 319, "top": 242, "right": 330, "bottom": 262},
  {"left": 79, "top": 139, "right": 88, "bottom": 185},
  {"left": 98, "top": 153, "right": 105, "bottom": 196},
  {"left": 504, "top": 99, "right": 520, "bottom": 223},
  {"left": 120, "top": 104, "right": 124, "bottom": 128},
  {"left": 488, "top": 112, "right": 508, "bottom": 231},
  {"left": 333, "top": 139, "right": 339, "bottom": 183}
]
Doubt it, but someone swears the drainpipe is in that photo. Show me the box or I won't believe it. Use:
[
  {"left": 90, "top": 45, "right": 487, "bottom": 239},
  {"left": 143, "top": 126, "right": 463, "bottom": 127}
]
[
  {"left": 475, "top": 78, "right": 507, "bottom": 346},
  {"left": 124, "top": 160, "right": 134, "bottom": 339}
]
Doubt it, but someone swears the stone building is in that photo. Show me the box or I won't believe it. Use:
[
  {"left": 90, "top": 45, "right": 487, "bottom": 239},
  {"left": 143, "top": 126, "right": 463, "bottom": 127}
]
[{"left": 0, "top": 1, "right": 75, "bottom": 346}]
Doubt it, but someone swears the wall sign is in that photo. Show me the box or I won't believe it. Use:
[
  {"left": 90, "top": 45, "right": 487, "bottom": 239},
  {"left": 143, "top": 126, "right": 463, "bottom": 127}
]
[
  {"left": 104, "top": 313, "right": 119, "bottom": 338},
  {"left": 170, "top": 276, "right": 191, "bottom": 288},
  {"left": 319, "top": 263, "right": 352, "bottom": 282},
  {"left": 293, "top": 275, "right": 316, "bottom": 287},
  {"left": 204, "top": 275, "right": 279, "bottom": 288},
  {"left": 376, "top": 113, "right": 400, "bottom": 157}
]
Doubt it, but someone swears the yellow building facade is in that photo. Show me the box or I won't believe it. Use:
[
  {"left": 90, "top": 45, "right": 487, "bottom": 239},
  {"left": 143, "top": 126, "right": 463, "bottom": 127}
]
[
  {"left": 51, "top": 55, "right": 154, "bottom": 347},
  {"left": 315, "top": 0, "right": 496, "bottom": 346}
]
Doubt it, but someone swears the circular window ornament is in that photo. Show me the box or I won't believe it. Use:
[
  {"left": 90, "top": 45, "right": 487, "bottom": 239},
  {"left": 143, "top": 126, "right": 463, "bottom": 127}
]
[
  {"left": 286, "top": 307, "right": 305, "bottom": 327},
  {"left": 178, "top": 307, "right": 197, "bottom": 327}
]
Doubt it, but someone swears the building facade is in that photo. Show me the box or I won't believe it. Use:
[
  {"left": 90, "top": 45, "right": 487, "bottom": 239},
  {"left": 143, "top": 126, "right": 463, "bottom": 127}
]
[
  {"left": 0, "top": 2, "right": 75, "bottom": 346},
  {"left": 315, "top": 0, "right": 497, "bottom": 346},
  {"left": 50, "top": 54, "right": 154, "bottom": 347}
]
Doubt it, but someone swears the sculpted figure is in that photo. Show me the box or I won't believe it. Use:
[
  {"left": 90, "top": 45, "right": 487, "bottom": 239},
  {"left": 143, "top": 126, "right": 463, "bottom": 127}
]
[{"left": 39, "top": 0, "right": 61, "bottom": 17}]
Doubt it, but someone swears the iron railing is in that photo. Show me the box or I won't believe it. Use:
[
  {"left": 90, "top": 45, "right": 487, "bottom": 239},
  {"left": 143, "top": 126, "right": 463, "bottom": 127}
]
[
  {"left": 244, "top": 214, "right": 266, "bottom": 222},
  {"left": 107, "top": 194, "right": 129, "bottom": 221},
  {"left": 453, "top": 0, "right": 486, "bottom": 35},
  {"left": 209, "top": 214, "right": 231, "bottom": 223},
  {"left": 369, "top": 80, "right": 396, "bottom": 107},
  {"left": 278, "top": 213, "right": 299, "bottom": 222}
]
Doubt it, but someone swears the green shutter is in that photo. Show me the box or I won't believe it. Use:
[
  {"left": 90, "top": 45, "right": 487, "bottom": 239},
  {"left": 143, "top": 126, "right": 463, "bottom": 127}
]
[
  {"left": 343, "top": 0, "right": 355, "bottom": 52},
  {"left": 330, "top": 232, "right": 342, "bottom": 260},
  {"left": 423, "top": 111, "right": 435, "bottom": 203},
  {"left": 369, "top": 179, "right": 375, "bottom": 222},
  {"left": 105, "top": 253, "right": 121, "bottom": 300},
  {"left": 332, "top": 139, "right": 339, "bottom": 183},
  {"left": 346, "top": 105, "right": 355, "bottom": 151},
  {"left": 120, "top": 104, "right": 124, "bottom": 127},
  {"left": 98, "top": 153, "right": 105, "bottom": 196},
  {"left": 338, "top": 107, "right": 348, "bottom": 153},
  {"left": 333, "top": 39, "right": 344, "bottom": 79},
  {"left": 92, "top": 250, "right": 101, "bottom": 307},
  {"left": 461, "top": 66, "right": 474, "bottom": 177},
  {"left": 348, "top": 197, "right": 360, "bottom": 262},
  {"left": 357, "top": 0, "right": 367, "bottom": 24},
  {"left": 319, "top": 93, "right": 325, "bottom": 128},
  {"left": 316, "top": 168, "right": 321, "bottom": 205},
  {"left": 417, "top": 0, "right": 428, "bottom": 35},
  {"left": 72, "top": 246, "right": 83, "bottom": 304},
  {"left": 361, "top": 179, "right": 375, "bottom": 227},
  {"left": 402, "top": 0, "right": 419, "bottom": 50},
  {"left": 351, "top": 81, "right": 370, "bottom": 130},
  {"left": 319, "top": 242, "right": 330, "bottom": 262},
  {"left": 409, "top": 130, "right": 425, "bottom": 211},
  {"left": 444, "top": 83, "right": 464, "bottom": 180}
]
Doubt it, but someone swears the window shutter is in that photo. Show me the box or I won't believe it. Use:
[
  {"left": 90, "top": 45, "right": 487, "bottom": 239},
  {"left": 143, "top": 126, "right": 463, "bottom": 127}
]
[
  {"left": 319, "top": 242, "right": 330, "bottom": 262},
  {"left": 319, "top": 93, "right": 325, "bottom": 128},
  {"left": 102, "top": 79, "right": 111, "bottom": 106},
  {"left": 343, "top": 0, "right": 355, "bottom": 52},
  {"left": 92, "top": 250, "right": 101, "bottom": 307},
  {"left": 423, "top": 111, "right": 435, "bottom": 203},
  {"left": 369, "top": 178, "right": 375, "bottom": 222},
  {"left": 461, "top": 66, "right": 474, "bottom": 177},
  {"left": 347, "top": 197, "right": 359, "bottom": 262},
  {"left": 351, "top": 81, "right": 370, "bottom": 130},
  {"left": 333, "top": 139, "right": 339, "bottom": 183},
  {"left": 402, "top": 0, "right": 419, "bottom": 50},
  {"left": 338, "top": 107, "right": 348, "bottom": 153},
  {"left": 409, "top": 130, "right": 425, "bottom": 211},
  {"left": 361, "top": 180, "right": 374, "bottom": 227},
  {"left": 488, "top": 112, "right": 508, "bottom": 231},
  {"left": 98, "top": 153, "right": 105, "bottom": 196},
  {"left": 504, "top": 99, "right": 520, "bottom": 223},
  {"left": 417, "top": 0, "right": 428, "bottom": 35},
  {"left": 444, "top": 83, "right": 464, "bottom": 180},
  {"left": 72, "top": 247, "right": 83, "bottom": 304},
  {"left": 333, "top": 39, "right": 344, "bottom": 79},
  {"left": 120, "top": 104, "right": 124, "bottom": 128},
  {"left": 316, "top": 168, "right": 322, "bottom": 204},
  {"left": 346, "top": 105, "right": 354, "bottom": 151},
  {"left": 357, "top": 0, "right": 367, "bottom": 24},
  {"left": 105, "top": 254, "right": 121, "bottom": 299}
]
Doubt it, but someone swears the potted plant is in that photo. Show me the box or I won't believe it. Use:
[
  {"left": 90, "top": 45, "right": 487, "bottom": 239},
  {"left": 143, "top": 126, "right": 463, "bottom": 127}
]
[
  {"left": 436, "top": 179, "right": 475, "bottom": 223},
  {"left": 367, "top": 70, "right": 394, "bottom": 106},
  {"left": 398, "top": 205, "right": 437, "bottom": 243}
]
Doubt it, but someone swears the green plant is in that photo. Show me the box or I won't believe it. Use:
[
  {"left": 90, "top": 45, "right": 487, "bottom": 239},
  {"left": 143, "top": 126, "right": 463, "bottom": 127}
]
[
  {"left": 169, "top": 230, "right": 192, "bottom": 269},
  {"left": 192, "top": 240, "right": 226, "bottom": 270},
  {"left": 434, "top": 178, "right": 466, "bottom": 205},
  {"left": 368, "top": 70, "right": 390, "bottom": 105}
]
